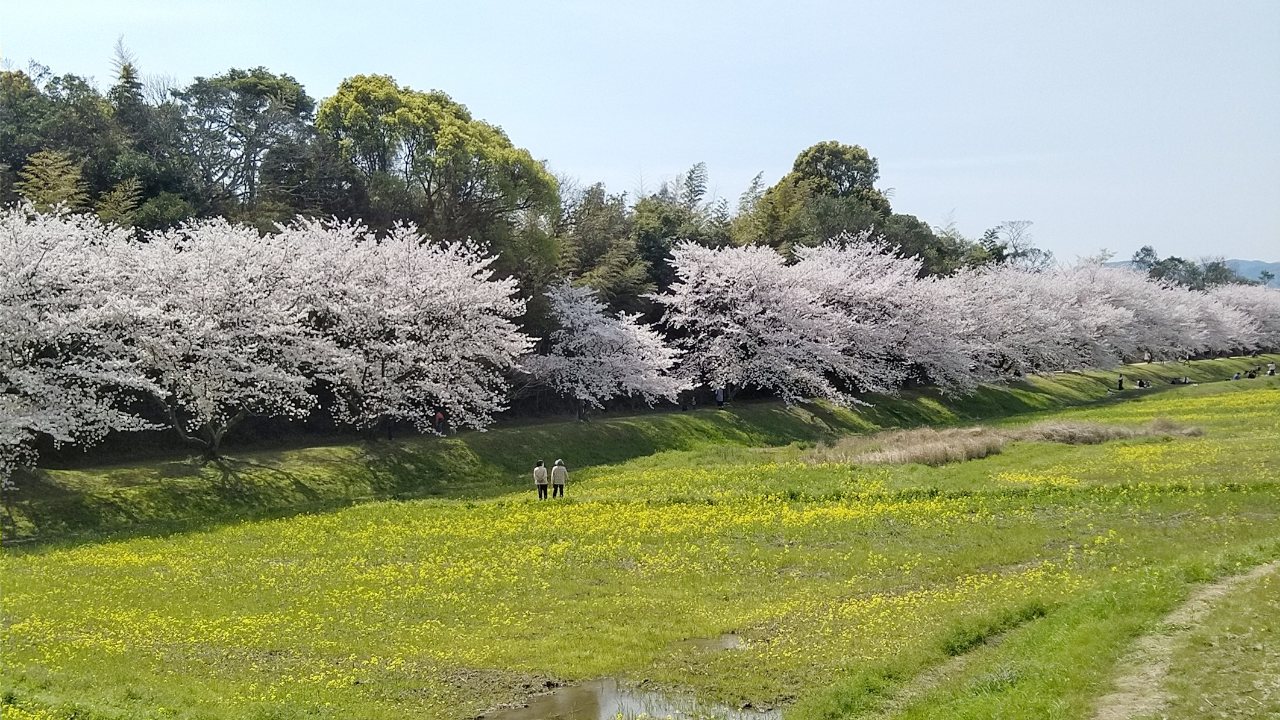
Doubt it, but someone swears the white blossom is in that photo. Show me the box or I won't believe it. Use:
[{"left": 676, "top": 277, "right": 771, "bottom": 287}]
[
  {"left": 793, "top": 233, "right": 976, "bottom": 394},
  {"left": 0, "top": 206, "right": 158, "bottom": 486},
  {"left": 295, "top": 221, "right": 532, "bottom": 434},
  {"left": 656, "top": 242, "right": 874, "bottom": 405},
  {"left": 116, "top": 217, "right": 326, "bottom": 456},
  {"left": 1207, "top": 283, "right": 1279, "bottom": 350},
  {"left": 524, "top": 280, "right": 683, "bottom": 410}
]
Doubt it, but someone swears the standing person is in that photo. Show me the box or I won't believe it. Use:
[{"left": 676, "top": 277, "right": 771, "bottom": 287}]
[
  {"left": 1117, "top": 374, "right": 1124, "bottom": 391},
  {"left": 551, "top": 459, "right": 568, "bottom": 498},
  {"left": 715, "top": 387, "right": 725, "bottom": 408},
  {"left": 533, "top": 461, "right": 548, "bottom": 500}
]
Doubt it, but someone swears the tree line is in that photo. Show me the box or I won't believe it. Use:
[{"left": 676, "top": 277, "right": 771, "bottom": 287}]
[
  {"left": 1, "top": 49, "right": 1080, "bottom": 330},
  {"left": 4, "top": 48, "right": 1276, "bottom": 486},
  {"left": 3, "top": 206, "right": 1278, "bottom": 489}
]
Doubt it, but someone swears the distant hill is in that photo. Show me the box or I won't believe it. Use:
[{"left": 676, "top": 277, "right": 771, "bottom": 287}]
[
  {"left": 1226, "top": 259, "right": 1280, "bottom": 287},
  {"left": 1105, "top": 258, "right": 1280, "bottom": 287}
]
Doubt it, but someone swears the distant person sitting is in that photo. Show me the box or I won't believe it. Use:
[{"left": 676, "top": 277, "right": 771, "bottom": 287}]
[
  {"left": 1268, "top": 361, "right": 1276, "bottom": 376},
  {"left": 1232, "top": 372, "right": 1241, "bottom": 381},
  {"left": 1245, "top": 369, "right": 1257, "bottom": 379}
]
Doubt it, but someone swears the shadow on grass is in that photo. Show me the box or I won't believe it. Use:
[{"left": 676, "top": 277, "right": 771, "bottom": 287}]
[{"left": 5, "top": 355, "right": 1277, "bottom": 550}]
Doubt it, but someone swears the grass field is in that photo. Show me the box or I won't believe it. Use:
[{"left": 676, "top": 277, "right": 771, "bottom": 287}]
[{"left": 3, "top": 357, "right": 1279, "bottom": 719}]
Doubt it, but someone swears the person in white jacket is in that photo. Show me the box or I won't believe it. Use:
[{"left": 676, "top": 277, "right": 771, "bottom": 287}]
[
  {"left": 551, "top": 459, "right": 568, "bottom": 498},
  {"left": 533, "top": 461, "right": 548, "bottom": 500}
]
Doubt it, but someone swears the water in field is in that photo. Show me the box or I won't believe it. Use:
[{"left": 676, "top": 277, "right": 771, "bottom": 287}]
[
  {"left": 673, "top": 632, "right": 745, "bottom": 652},
  {"left": 483, "top": 676, "right": 781, "bottom": 720}
]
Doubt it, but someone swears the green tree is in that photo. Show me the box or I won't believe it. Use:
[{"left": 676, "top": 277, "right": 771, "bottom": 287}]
[
  {"left": 133, "top": 191, "right": 196, "bottom": 229},
  {"left": 975, "top": 220, "right": 1053, "bottom": 271},
  {"left": 95, "top": 176, "right": 143, "bottom": 226},
  {"left": 558, "top": 183, "right": 652, "bottom": 314},
  {"left": 15, "top": 149, "right": 88, "bottom": 212},
  {"left": 880, "top": 213, "right": 968, "bottom": 275},
  {"left": 107, "top": 39, "right": 148, "bottom": 137},
  {"left": 1200, "top": 258, "right": 1246, "bottom": 288},
  {"left": 790, "top": 140, "right": 890, "bottom": 213},
  {"left": 734, "top": 141, "right": 892, "bottom": 255},
  {"left": 0, "top": 69, "right": 55, "bottom": 202},
  {"left": 626, "top": 164, "right": 734, "bottom": 298},
  {"left": 1150, "top": 256, "right": 1203, "bottom": 288},
  {"left": 316, "top": 74, "right": 558, "bottom": 243},
  {"left": 176, "top": 67, "right": 315, "bottom": 213},
  {"left": 38, "top": 72, "right": 125, "bottom": 198},
  {"left": 631, "top": 194, "right": 686, "bottom": 294},
  {"left": 1132, "top": 245, "right": 1159, "bottom": 272},
  {"left": 257, "top": 132, "right": 370, "bottom": 224},
  {"left": 103, "top": 47, "right": 197, "bottom": 228},
  {"left": 1140, "top": 247, "right": 1252, "bottom": 290}
]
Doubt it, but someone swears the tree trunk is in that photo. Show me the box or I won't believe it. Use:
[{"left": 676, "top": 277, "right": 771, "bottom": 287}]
[
  {"left": 156, "top": 396, "right": 213, "bottom": 456},
  {"left": 202, "top": 409, "right": 248, "bottom": 461}
]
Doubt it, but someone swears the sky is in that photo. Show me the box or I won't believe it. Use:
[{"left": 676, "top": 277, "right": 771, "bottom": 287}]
[{"left": 3, "top": 0, "right": 1278, "bottom": 262}]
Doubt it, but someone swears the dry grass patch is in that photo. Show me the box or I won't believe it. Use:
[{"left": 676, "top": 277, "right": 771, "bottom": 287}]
[
  {"left": 810, "top": 427, "right": 1006, "bottom": 467},
  {"left": 1015, "top": 418, "right": 1202, "bottom": 445},
  {"left": 809, "top": 419, "right": 1201, "bottom": 467}
]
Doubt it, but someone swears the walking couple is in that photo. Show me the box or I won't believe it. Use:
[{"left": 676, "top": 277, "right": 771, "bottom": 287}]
[{"left": 533, "top": 459, "right": 568, "bottom": 500}]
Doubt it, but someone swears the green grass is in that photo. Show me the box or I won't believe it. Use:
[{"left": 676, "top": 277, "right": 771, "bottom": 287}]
[
  {"left": 1161, "top": 563, "right": 1280, "bottom": 719},
  {"left": 6, "top": 354, "right": 1276, "bottom": 544},
  {"left": 2, "top": 357, "right": 1279, "bottom": 720}
]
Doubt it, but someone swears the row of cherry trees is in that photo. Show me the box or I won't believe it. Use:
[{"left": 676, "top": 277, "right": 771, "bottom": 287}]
[
  {"left": 2, "top": 207, "right": 529, "bottom": 484},
  {"left": 3, "top": 208, "right": 1278, "bottom": 485},
  {"left": 658, "top": 236, "right": 1278, "bottom": 406}
]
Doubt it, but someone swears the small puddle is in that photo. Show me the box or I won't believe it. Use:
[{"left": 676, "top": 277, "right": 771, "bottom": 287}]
[
  {"left": 675, "top": 633, "right": 744, "bottom": 652},
  {"left": 484, "top": 678, "right": 783, "bottom": 720}
]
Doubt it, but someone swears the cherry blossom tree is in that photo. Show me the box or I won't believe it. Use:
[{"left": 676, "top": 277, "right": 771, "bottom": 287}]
[
  {"left": 1208, "top": 284, "right": 1280, "bottom": 350},
  {"left": 295, "top": 221, "right": 532, "bottom": 435},
  {"left": 1058, "top": 264, "right": 1197, "bottom": 362},
  {"left": 792, "top": 233, "right": 976, "bottom": 394},
  {"left": 1180, "top": 288, "right": 1258, "bottom": 357},
  {"left": 655, "top": 242, "right": 878, "bottom": 405},
  {"left": 118, "top": 218, "right": 328, "bottom": 459},
  {"left": 940, "top": 265, "right": 1080, "bottom": 376},
  {"left": 1, "top": 206, "right": 158, "bottom": 488},
  {"left": 6, "top": 201, "right": 1276, "bottom": 486},
  {"left": 524, "top": 280, "right": 683, "bottom": 419}
]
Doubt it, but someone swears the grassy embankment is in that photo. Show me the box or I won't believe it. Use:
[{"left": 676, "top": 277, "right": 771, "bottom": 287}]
[
  {"left": 5, "top": 354, "right": 1275, "bottom": 543},
  {"left": 1162, "top": 563, "right": 1279, "bottom": 718},
  {"left": 2, "top": 355, "right": 1278, "bottom": 720}
]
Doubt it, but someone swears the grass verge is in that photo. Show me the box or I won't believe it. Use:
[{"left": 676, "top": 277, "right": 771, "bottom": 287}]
[{"left": 5, "top": 354, "right": 1276, "bottom": 544}]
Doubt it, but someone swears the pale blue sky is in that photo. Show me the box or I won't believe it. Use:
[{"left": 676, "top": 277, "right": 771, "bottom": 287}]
[{"left": 4, "top": 1, "right": 1278, "bottom": 261}]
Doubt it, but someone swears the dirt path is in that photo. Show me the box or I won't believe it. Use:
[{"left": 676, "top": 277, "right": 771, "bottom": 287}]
[{"left": 1091, "top": 560, "right": 1280, "bottom": 720}]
